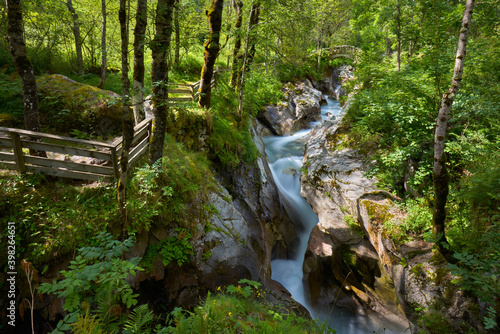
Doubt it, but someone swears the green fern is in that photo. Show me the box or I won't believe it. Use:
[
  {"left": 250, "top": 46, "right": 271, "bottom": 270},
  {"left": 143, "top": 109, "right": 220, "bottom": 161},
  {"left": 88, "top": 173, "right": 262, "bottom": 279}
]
[
  {"left": 70, "top": 311, "right": 106, "bottom": 334},
  {"left": 123, "top": 304, "right": 155, "bottom": 334}
]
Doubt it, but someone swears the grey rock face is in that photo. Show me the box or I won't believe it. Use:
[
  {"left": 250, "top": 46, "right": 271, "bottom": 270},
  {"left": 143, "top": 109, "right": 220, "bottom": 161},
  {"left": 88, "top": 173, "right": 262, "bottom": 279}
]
[
  {"left": 258, "top": 81, "right": 322, "bottom": 135},
  {"left": 299, "top": 109, "right": 485, "bottom": 333}
]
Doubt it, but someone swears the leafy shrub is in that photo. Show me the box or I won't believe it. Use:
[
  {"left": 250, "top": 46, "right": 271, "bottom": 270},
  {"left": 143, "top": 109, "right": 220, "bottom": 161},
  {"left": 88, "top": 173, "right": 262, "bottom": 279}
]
[
  {"left": 38, "top": 232, "right": 144, "bottom": 333},
  {"left": 165, "top": 279, "right": 336, "bottom": 333}
]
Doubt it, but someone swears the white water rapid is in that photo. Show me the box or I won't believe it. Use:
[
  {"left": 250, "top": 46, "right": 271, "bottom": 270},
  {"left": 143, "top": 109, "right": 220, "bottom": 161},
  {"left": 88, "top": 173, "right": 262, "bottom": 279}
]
[{"left": 266, "top": 97, "right": 407, "bottom": 334}]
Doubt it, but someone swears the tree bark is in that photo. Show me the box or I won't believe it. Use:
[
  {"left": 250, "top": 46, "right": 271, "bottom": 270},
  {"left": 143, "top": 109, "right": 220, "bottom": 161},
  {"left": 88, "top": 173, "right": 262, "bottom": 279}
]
[
  {"left": 198, "top": 0, "right": 224, "bottom": 109},
  {"left": 132, "top": 0, "right": 148, "bottom": 124},
  {"left": 118, "top": 0, "right": 134, "bottom": 217},
  {"left": 245, "top": 1, "right": 260, "bottom": 71},
  {"left": 174, "top": 5, "right": 180, "bottom": 66},
  {"left": 66, "top": 0, "right": 84, "bottom": 76},
  {"left": 148, "top": 0, "right": 176, "bottom": 166},
  {"left": 396, "top": 0, "right": 401, "bottom": 71},
  {"left": 6, "top": 0, "right": 45, "bottom": 157},
  {"left": 230, "top": 0, "right": 243, "bottom": 90},
  {"left": 433, "top": 0, "right": 474, "bottom": 262},
  {"left": 97, "top": 0, "right": 107, "bottom": 88},
  {"left": 237, "top": 0, "right": 254, "bottom": 120}
]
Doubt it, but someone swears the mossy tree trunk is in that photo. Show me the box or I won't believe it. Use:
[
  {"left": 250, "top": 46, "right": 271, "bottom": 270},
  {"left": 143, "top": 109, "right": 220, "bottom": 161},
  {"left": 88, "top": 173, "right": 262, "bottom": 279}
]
[
  {"left": 66, "top": 0, "right": 84, "bottom": 76},
  {"left": 198, "top": 0, "right": 224, "bottom": 109},
  {"left": 97, "top": 0, "right": 107, "bottom": 89},
  {"left": 245, "top": 1, "right": 260, "bottom": 71},
  {"left": 118, "top": 0, "right": 134, "bottom": 218},
  {"left": 6, "top": 0, "right": 45, "bottom": 158},
  {"left": 148, "top": 0, "right": 176, "bottom": 166},
  {"left": 132, "top": 0, "right": 147, "bottom": 124},
  {"left": 174, "top": 6, "right": 180, "bottom": 67},
  {"left": 433, "top": 0, "right": 474, "bottom": 262},
  {"left": 230, "top": 0, "right": 243, "bottom": 90},
  {"left": 237, "top": 0, "right": 259, "bottom": 120}
]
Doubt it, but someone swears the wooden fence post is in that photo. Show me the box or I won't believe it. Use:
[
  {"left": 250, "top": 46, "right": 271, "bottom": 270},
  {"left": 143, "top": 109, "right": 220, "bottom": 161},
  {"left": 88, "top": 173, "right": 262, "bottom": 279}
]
[
  {"left": 11, "top": 133, "right": 26, "bottom": 173},
  {"left": 110, "top": 146, "right": 119, "bottom": 181}
]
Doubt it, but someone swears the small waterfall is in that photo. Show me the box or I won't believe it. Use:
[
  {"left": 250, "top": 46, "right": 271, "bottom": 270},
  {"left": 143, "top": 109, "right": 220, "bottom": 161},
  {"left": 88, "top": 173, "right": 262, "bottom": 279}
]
[{"left": 265, "top": 97, "right": 407, "bottom": 334}]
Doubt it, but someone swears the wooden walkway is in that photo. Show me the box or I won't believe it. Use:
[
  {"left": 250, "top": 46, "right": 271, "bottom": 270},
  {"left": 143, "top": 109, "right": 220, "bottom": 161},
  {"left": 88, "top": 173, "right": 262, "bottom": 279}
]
[
  {"left": 0, "top": 66, "right": 229, "bottom": 182},
  {"left": 0, "top": 118, "right": 151, "bottom": 183}
]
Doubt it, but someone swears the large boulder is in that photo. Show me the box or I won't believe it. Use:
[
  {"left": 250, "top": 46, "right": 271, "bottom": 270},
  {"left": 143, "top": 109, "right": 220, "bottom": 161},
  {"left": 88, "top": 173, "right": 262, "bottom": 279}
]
[
  {"left": 258, "top": 80, "right": 323, "bottom": 136},
  {"left": 37, "top": 74, "right": 123, "bottom": 135}
]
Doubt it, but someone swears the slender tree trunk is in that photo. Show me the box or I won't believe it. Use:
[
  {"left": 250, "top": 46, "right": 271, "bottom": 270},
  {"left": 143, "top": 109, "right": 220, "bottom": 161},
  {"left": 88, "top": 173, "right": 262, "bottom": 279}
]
[
  {"left": 230, "top": 0, "right": 243, "bottom": 90},
  {"left": 237, "top": 0, "right": 254, "bottom": 120},
  {"left": 66, "top": 0, "right": 84, "bottom": 75},
  {"left": 245, "top": 1, "right": 260, "bottom": 71},
  {"left": 118, "top": 0, "right": 134, "bottom": 218},
  {"left": 97, "top": 0, "right": 107, "bottom": 88},
  {"left": 148, "top": 0, "right": 176, "bottom": 166},
  {"left": 174, "top": 6, "right": 180, "bottom": 66},
  {"left": 433, "top": 0, "right": 474, "bottom": 262},
  {"left": 6, "top": 0, "right": 45, "bottom": 157},
  {"left": 132, "top": 0, "right": 147, "bottom": 124},
  {"left": 396, "top": 0, "right": 401, "bottom": 71},
  {"left": 198, "top": 0, "right": 224, "bottom": 109}
]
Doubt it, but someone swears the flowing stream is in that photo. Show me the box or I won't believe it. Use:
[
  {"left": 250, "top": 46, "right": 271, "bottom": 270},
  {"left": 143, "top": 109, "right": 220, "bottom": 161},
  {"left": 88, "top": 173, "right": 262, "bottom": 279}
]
[{"left": 266, "top": 97, "right": 407, "bottom": 334}]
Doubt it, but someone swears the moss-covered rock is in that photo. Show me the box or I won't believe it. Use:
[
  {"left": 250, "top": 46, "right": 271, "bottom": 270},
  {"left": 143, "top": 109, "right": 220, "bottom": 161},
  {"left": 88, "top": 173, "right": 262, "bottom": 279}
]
[{"left": 36, "top": 74, "right": 123, "bottom": 135}]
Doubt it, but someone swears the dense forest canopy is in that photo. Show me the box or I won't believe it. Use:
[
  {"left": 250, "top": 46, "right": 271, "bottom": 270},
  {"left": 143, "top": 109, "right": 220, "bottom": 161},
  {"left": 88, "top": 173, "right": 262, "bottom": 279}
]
[{"left": 0, "top": 0, "right": 499, "bottom": 333}]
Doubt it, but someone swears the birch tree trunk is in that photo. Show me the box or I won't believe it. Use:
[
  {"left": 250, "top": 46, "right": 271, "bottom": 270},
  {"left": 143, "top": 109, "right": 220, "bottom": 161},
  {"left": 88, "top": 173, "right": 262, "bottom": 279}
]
[
  {"left": 433, "top": 0, "right": 475, "bottom": 261},
  {"left": 230, "top": 0, "right": 243, "bottom": 90},
  {"left": 132, "top": 0, "right": 147, "bottom": 124},
  {"left": 66, "top": 0, "right": 84, "bottom": 76},
  {"left": 148, "top": 0, "right": 176, "bottom": 166},
  {"left": 198, "top": 0, "right": 224, "bottom": 109},
  {"left": 97, "top": 0, "right": 107, "bottom": 88},
  {"left": 118, "top": 0, "right": 134, "bottom": 217},
  {"left": 6, "top": 0, "right": 45, "bottom": 157}
]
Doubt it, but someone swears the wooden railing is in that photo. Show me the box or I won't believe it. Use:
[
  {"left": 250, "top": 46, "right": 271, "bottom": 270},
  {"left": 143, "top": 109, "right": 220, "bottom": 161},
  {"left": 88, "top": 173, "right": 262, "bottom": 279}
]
[
  {"left": 168, "top": 66, "right": 229, "bottom": 103},
  {"left": 0, "top": 117, "right": 152, "bottom": 183}
]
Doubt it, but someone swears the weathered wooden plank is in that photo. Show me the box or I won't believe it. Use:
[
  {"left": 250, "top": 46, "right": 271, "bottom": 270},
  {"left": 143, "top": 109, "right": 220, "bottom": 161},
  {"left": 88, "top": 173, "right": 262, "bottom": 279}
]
[
  {"left": 11, "top": 133, "right": 26, "bottom": 173},
  {"left": 0, "top": 161, "right": 17, "bottom": 170},
  {"left": 24, "top": 155, "right": 113, "bottom": 175},
  {"left": 168, "top": 97, "right": 192, "bottom": 102},
  {"left": 128, "top": 138, "right": 149, "bottom": 167},
  {"left": 0, "top": 151, "right": 15, "bottom": 161},
  {"left": 0, "top": 126, "right": 114, "bottom": 148},
  {"left": 167, "top": 83, "right": 193, "bottom": 87},
  {"left": 22, "top": 141, "right": 111, "bottom": 160},
  {"left": 113, "top": 117, "right": 152, "bottom": 149},
  {"left": 128, "top": 136, "right": 149, "bottom": 161},
  {"left": 169, "top": 89, "right": 191, "bottom": 94},
  {"left": 0, "top": 138, "right": 12, "bottom": 147},
  {"left": 25, "top": 165, "right": 114, "bottom": 182},
  {"left": 111, "top": 147, "right": 120, "bottom": 180}
]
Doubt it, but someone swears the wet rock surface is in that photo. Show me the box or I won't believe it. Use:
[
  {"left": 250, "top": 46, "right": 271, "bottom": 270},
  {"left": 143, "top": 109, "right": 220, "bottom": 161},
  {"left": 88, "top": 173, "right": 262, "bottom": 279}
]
[{"left": 258, "top": 80, "right": 322, "bottom": 136}]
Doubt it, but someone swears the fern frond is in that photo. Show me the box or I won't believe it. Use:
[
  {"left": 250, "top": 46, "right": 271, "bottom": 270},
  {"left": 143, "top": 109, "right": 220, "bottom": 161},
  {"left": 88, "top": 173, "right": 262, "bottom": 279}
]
[{"left": 123, "top": 304, "right": 155, "bottom": 334}]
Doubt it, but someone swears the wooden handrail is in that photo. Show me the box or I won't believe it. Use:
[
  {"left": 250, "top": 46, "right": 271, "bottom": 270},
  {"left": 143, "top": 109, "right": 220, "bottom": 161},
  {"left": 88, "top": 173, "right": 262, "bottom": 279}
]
[{"left": 0, "top": 117, "right": 153, "bottom": 183}]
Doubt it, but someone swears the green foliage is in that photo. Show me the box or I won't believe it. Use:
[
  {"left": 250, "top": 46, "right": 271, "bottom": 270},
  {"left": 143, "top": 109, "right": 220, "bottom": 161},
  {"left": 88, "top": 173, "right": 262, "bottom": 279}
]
[
  {"left": 123, "top": 304, "right": 155, "bottom": 334},
  {"left": 165, "top": 279, "right": 336, "bottom": 333},
  {"left": 343, "top": 214, "right": 364, "bottom": 236},
  {"left": 142, "top": 228, "right": 194, "bottom": 270},
  {"left": 0, "top": 174, "right": 118, "bottom": 264},
  {"left": 383, "top": 198, "right": 432, "bottom": 244},
  {"left": 128, "top": 134, "right": 217, "bottom": 231},
  {"left": 38, "top": 232, "right": 144, "bottom": 333},
  {"left": 243, "top": 70, "right": 284, "bottom": 116},
  {"left": 0, "top": 69, "right": 23, "bottom": 126}
]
